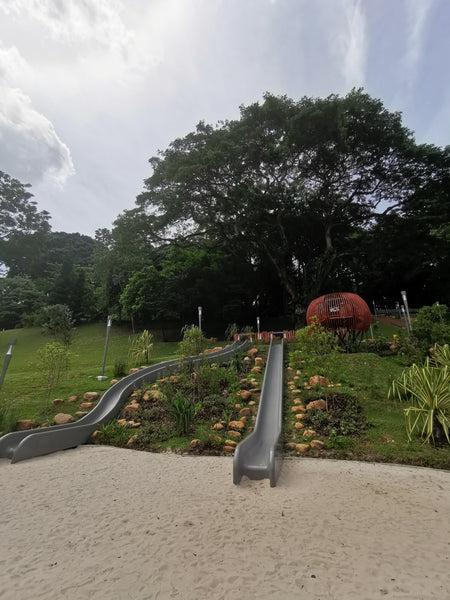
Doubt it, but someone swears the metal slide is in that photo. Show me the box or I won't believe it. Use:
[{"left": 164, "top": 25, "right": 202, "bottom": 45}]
[
  {"left": 233, "top": 337, "right": 284, "bottom": 487},
  {"left": 0, "top": 340, "right": 249, "bottom": 463}
]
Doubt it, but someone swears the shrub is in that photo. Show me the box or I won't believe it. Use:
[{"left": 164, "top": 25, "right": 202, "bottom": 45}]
[
  {"left": 389, "top": 360, "right": 450, "bottom": 445},
  {"left": 129, "top": 330, "right": 153, "bottom": 365},
  {"left": 97, "top": 421, "right": 133, "bottom": 445},
  {"left": 225, "top": 323, "right": 239, "bottom": 341},
  {"left": 37, "top": 342, "right": 70, "bottom": 407},
  {"left": 113, "top": 358, "right": 128, "bottom": 378},
  {"left": 413, "top": 304, "right": 450, "bottom": 357},
  {"left": 170, "top": 392, "right": 200, "bottom": 435},
  {"left": 38, "top": 304, "right": 76, "bottom": 346},
  {"left": 178, "top": 325, "right": 207, "bottom": 357}
]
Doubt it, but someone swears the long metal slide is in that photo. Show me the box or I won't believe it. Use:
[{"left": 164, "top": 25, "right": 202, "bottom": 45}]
[
  {"left": 233, "top": 337, "right": 284, "bottom": 487},
  {"left": 0, "top": 340, "right": 248, "bottom": 463}
]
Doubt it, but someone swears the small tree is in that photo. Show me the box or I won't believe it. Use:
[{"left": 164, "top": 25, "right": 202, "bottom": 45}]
[
  {"left": 37, "top": 342, "right": 70, "bottom": 411},
  {"left": 178, "top": 325, "right": 207, "bottom": 357},
  {"left": 413, "top": 304, "right": 450, "bottom": 358},
  {"left": 38, "top": 304, "right": 76, "bottom": 346}
]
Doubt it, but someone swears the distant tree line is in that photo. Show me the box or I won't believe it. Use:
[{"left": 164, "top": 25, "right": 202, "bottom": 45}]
[{"left": 0, "top": 89, "right": 449, "bottom": 333}]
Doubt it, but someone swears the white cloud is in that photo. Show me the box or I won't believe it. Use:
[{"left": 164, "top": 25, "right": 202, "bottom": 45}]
[
  {"left": 0, "top": 41, "right": 74, "bottom": 186},
  {"left": 338, "top": 0, "right": 367, "bottom": 89},
  {"left": 404, "top": 0, "right": 433, "bottom": 78}
]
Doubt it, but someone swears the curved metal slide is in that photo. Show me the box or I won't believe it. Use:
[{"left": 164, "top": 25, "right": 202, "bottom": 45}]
[
  {"left": 0, "top": 340, "right": 248, "bottom": 463},
  {"left": 233, "top": 337, "right": 284, "bottom": 487}
]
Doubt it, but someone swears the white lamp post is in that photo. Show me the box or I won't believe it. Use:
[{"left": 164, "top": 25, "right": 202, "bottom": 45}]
[
  {"left": 256, "top": 316, "right": 260, "bottom": 338},
  {"left": 401, "top": 291, "right": 412, "bottom": 333},
  {"left": 0, "top": 338, "right": 16, "bottom": 389},
  {"left": 198, "top": 306, "right": 202, "bottom": 332},
  {"left": 97, "top": 315, "right": 112, "bottom": 381}
]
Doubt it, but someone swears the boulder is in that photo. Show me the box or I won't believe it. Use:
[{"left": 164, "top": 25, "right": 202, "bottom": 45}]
[
  {"left": 52, "top": 398, "right": 64, "bottom": 404},
  {"left": 254, "top": 357, "right": 264, "bottom": 365},
  {"left": 296, "top": 444, "right": 310, "bottom": 453},
  {"left": 190, "top": 439, "right": 200, "bottom": 448},
  {"left": 248, "top": 348, "right": 259, "bottom": 356},
  {"left": 83, "top": 392, "right": 99, "bottom": 401},
  {"left": 80, "top": 402, "right": 92, "bottom": 409},
  {"left": 295, "top": 413, "right": 305, "bottom": 421},
  {"left": 124, "top": 402, "right": 140, "bottom": 412},
  {"left": 54, "top": 413, "right": 74, "bottom": 425},
  {"left": 240, "top": 390, "right": 252, "bottom": 401},
  {"left": 212, "top": 423, "right": 224, "bottom": 430},
  {"left": 306, "top": 399, "right": 327, "bottom": 411},
  {"left": 229, "top": 420, "right": 245, "bottom": 430},
  {"left": 239, "top": 416, "right": 247, "bottom": 423},
  {"left": 309, "top": 375, "right": 331, "bottom": 387},
  {"left": 16, "top": 419, "right": 35, "bottom": 431},
  {"left": 67, "top": 396, "right": 78, "bottom": 403},
  {"left": 225, "top": 440, "right": 238, "bottom": 448},
  {"left": 294, "top": 422, "right": 304, "bottom": 429},
  {"left": 310, "top": 440, "right": 325, "bottom": 449},
  {"left": 223, "top": 445, "right": 235, "bottom": 453},
  {"left": 239, "top": 407, "right": 251, "bottom": 416},
  {"left": 291, "top": 405, "right": 306, "bottom": 414},
  {"left": 303, "top": 429, "right": 317, "bottom": 438},
  {"left": 128, "top": 368, "right": 139, "bottom": 374},
  {"left": 227, "top": 430, "right": 241, "bottom": 438},
  {"left": 293, "top": 398, "right": 303, "bottom": 405}
]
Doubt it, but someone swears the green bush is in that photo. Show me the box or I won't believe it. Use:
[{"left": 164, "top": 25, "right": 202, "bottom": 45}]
[
  {"left": 178, "top": 325, "right": 207, "bottom": 357},
  {"left": 113, "top": 358, "right": 128, "bottom": 378},
  {"left": 413, "top": 304, "right": 450, "bottom": 357},
  {"left": 97, "top": 421, "right": 133, "bottom": 445},
  {"left": 170, "top": 392, "right": 200, "bottom": 435},
  {"left": 37, "top": 342, "right": 70, "bottom": 408}
]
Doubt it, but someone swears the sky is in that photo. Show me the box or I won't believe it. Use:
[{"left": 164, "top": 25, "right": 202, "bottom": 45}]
[{"left": 0, "top": 0, "right": 449, "bottom": 237}]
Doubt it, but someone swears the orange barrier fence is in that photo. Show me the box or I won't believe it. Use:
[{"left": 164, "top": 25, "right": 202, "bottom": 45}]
[{"left": 233, "top": 330, "right": 298, "bottom": 342}]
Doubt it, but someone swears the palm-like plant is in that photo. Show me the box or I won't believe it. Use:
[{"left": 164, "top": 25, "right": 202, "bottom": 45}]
[
  {"left": 432, "top": 343, "right": 450, "bottom": 369},
  {"left": 389, "top": 359, "right": 450, "bottom": 445},
  {"left": 129, "top": 330, "right": 153, "bottom": 366}
]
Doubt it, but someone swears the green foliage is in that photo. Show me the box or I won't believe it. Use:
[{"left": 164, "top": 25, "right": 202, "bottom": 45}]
[
  {"left": 293, "top": 317, "right": 339, "bottom": 381},
  {"left": 0, "top": 397, "right": 16, "bottom": 434},
  {"left": 129, "top": 330, "right": 153, "bottom": 365},
  {"left": 0, "top": 276, "right": 45, "bottom": 329},
  {"left": 170, "top": 392, "right": 200, "bottom": 435},
  {"left": 225, "top": 323, "right": 239, "bottom": 341},
  {"left": 413, "top": 305, "right": 450, "bottom": 357},
  {"left": 178, "top": 325, "right": 207, "bottom": 357},
  {"left": 389, "top": 360, "right": 450, "bottom": 445},
  {"left": 113, "top": 358, "right": 128, "bottom": 378},
  {"left": 38, "top": 304, "right": 76, "bottom": 346},
  {"left": 97, "top": 421, "right": 134, "bottom": 445},
  {"left": 432, "top": 344, "right": 450, "bottom": 369},
  {"left": 37, "top": 342, "right": 70, "bottom": 405}
]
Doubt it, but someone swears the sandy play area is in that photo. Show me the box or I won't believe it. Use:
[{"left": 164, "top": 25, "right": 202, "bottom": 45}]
[{"left": 1, "top": 446, "right": 449, "bottom": 599}]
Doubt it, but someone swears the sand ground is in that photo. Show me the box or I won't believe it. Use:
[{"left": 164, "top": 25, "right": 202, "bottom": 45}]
[{"left": 1, "top": 446, "right": 449, "bottom": 600}]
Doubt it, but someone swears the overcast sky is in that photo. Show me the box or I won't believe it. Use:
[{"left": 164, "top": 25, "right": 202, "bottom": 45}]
[{"left": 0, "top": 0, "right": 449, "bottom": 237}]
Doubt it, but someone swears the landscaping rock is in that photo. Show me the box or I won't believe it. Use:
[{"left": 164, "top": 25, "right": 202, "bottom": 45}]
[
  {"left": 83, "top": 392, "right": 99, "bottom": 401},
  {"left": 248, "top": 401, "right": 256, "bottom": 406},
  {"left": 285, "top": 442, "right": 297, "bottom": 450},
  {"left": 225, "top": 440, "right": 238, "bottom": 448},
  {"left": 128, "top": 368, "right": 139, "bottom": 374},
  {"left": 52, "top": 398, "right": 64, "bottom": 404},
  {"left": 124, "top": 402, "right": 140, "bottom": 412},
  {"left": 110, "top": 379, "right": 118, "bottom": 385},
  {"left": 126, "top": 434, "right": 138, "bottom": 446},
  {"left": 239, "top": 416, "right": 247, "bottom": 423},
  {"left": 248, "top": 348, "right": 259, "bottom": 356},
  {"left": 296, "top": 444, "right": 310, "bottom": 453},
  {"left": 293, "top": 398, "right": 303, "bottom": 405},
  {"left": 251, "top": 366, "right": 262, "bottom": 373},
  {"left": 303, "top": 429, "right": 317, "bottom": 438},
  {"left": 290, "top": 388, "right": 302, "bottom": 395},
  {"left": 212, "top": 423, "right": 224, "bottom": 430},
  {"left": 239, "top": 407, "right": 251, "bottom": 416},
  {"left": 309, "top": 375, "right": 331, "bottom": 387},
  {"left": 118, "top": 419, "right": 128, "bottom": 426},
  {"left": 235, "top": 403, "right": 241, "bottom": 409},
  {"left": 254, "top": 357, "right": 264, "bottom": 365},
  {"left": 240, "top": 390, "right": 252, "bottom": 401},
  {"left": 75, "top": 411, "right": 88, "bottom": 417},
  {"left": 67, "top": 396, "right": 78, "bottom": 403},
  {"left": 291, "top": 405, "right": 306, "bottom": 414},
  {"left": 294, "top": 422, "right": 304, "bottom": 429},
  {"left": 16, "top": 419, "right": 35, "bottom": 431},
  {"left": 229, "top": 420, "right": 245, "bottom": 430},
  {"left": 310, "top": 440, "right": 325, "bottom": 449},
  {"left": 295, "top": 413, "right": 305, "bottom": 421},
  {"left": 306, "top": 399, "right": 327, "bottom": 411},
  {"left": 227, "top": 430, "right": 241, "bottom": 438},
  {"left": 91, "top": 430, "right": 99, "bottom": 438},
  {"left": 223, "top": 445, "right": 235, "bottom": 453},
  {"left": 80, "top": 402, "right": 92, "bottom": 409},
  {"left": 54, "top": 413, "right": 74, "bottom": 425},
  {"left": 190, "top": 439, "right": 200, "bottom": 448}
]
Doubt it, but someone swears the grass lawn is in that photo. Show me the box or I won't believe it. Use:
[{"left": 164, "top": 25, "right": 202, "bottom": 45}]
[{"left": 0, "top": 323, "right": 179, "bottom": 426}]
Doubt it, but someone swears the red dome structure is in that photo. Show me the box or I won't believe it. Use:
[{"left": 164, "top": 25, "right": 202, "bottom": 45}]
[{"left": 307, "top": 292, "right": 371, "bottom": 344}]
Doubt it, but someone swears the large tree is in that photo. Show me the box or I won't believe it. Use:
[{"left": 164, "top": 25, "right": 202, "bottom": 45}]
[{"left": 136, "top": 90, "right": 433, "bottom": 317}]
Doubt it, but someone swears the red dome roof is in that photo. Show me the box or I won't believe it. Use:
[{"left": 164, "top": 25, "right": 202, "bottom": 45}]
[{"left": 306, "top": 293, "right": 371, "bottom": 332}]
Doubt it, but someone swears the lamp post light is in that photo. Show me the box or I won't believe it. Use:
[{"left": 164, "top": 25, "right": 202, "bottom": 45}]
[
  {"left": 198, "top": 306, "right": 202, "bottom": 332},
  {"left": 401, "top": 290, "right": 412, "bottom": 333},
  {"left": 0, "top": 338, "right": 16, "bottom": 390},
  {"left": 256, "top": 316, "right": 260, "bottom": 339},
  {"left": 97, "top": 315, "right": 112, "bottom": 381}
]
